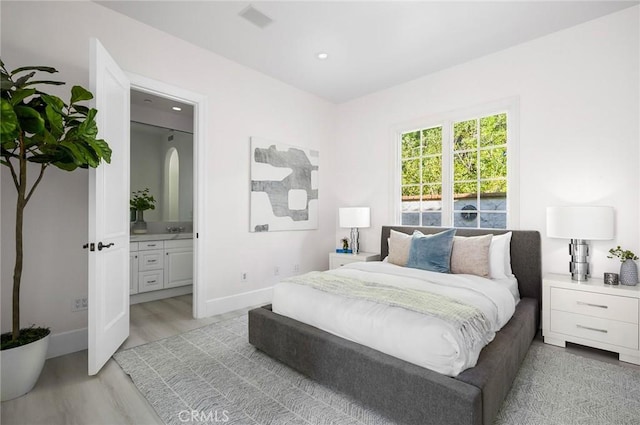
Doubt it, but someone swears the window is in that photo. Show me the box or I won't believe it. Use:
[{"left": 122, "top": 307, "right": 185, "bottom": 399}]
[{"left": 398, "top": 101, "right": 518, "bottom": 229}]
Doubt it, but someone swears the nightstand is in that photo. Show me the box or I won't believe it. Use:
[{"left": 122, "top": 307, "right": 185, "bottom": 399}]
[
  {"left": 543, "top": 273, "right": 640, "bottom": 365},
  {"left": 329, "top": 252, "right": 380, "bottom": 270}
]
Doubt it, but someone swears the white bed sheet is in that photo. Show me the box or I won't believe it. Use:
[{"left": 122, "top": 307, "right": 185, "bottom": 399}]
[{"left": 272, "top": 261, "right": 516, "bottom": 376}]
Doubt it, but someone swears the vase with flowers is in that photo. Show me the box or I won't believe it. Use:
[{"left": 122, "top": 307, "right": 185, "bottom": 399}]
[{"left": 608, "top": 246, "right": 639, "bottom": 286}]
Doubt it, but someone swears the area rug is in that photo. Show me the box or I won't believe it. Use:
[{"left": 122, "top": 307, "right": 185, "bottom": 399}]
[{"left": 114, "top": 315, "right": 640, "bottom": 425}]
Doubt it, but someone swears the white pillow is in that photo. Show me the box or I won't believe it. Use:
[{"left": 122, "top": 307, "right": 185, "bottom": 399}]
[{"left": 490, "top": 232, "right": 513, "bottom": 280}]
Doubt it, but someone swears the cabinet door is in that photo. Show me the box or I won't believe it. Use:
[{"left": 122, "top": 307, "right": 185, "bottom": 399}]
[
  {"left": 130, "top": 252, "right": 139, "bottom": 295},
  {"left": 165, "top": 248, "right": 193, "bottom": 288}
]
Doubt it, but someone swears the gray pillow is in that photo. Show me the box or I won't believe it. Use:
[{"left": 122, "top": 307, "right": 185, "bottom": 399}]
[{"left": 450, "top": 234, "right": 492, "bottom": 277}]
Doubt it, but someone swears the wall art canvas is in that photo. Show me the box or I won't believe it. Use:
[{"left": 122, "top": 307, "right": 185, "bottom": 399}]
[{"left": 250, "top": 137, "right": 319, "bottom": 232}]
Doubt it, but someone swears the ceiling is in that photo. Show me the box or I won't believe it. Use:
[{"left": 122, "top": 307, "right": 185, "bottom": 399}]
[{"left": 98, "top": 1, "right": 638, "bottom": 104}]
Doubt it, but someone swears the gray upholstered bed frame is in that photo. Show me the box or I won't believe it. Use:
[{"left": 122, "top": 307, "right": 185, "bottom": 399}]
[{"left": 249, "top": 226, "right": 541, "bottom": 425}]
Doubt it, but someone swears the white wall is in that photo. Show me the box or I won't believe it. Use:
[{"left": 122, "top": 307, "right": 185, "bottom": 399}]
[
  {"left": 1, "top": 1, "right": 336, "bottom": 348},
  {"left": 332, "top": 6, "right": 639, "bottom": 278}
]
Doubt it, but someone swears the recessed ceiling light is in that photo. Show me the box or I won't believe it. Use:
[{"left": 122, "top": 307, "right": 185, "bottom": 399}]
[
  {"left": 144, "top": 99, "right": 152, "bottom": 103},
  {"left": 317, "top": 52, "right": 329, "bottom": 60},
  {"left": 172, "top": 106, "right": 182, "bottom": 111}
]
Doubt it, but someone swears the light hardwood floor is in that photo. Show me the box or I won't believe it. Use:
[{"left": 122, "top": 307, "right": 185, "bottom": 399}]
[
  {"left": 1, "top": 295, "right": 252, "bottom": 425},
  {"left": 2, "top": 296, "right": 639, "bottom": 425}
]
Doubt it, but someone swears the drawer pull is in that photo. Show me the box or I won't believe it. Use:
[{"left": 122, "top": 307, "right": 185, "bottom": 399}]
[
  {"left": 148, "top": 259, "right": 156, "bottom": 263},
  {"left": 147, "top": 244, "right": 156, "bottom": 247},
  {"left": 148, "top": 280, "right": 156, "bottom": 284},
  {"left": 577, "top": 301, "right": 608, "bottom": 309},
  {"left": 576, "top": 324, "right": 608, "bottom": 334}
]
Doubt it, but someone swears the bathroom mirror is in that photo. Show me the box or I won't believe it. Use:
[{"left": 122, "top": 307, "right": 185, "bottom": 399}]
[{"left": 130, "top": 121, "right": 193, "bottom": 222}]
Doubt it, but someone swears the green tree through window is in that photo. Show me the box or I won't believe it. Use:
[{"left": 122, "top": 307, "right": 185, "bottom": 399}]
[{"left": 400, "top": 112, "right": 508, "bottom": 229}]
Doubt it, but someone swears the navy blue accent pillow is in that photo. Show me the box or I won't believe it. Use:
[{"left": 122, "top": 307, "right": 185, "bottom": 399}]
[{"left": 406, "top": 228, "right": 457, "bottom": 273}]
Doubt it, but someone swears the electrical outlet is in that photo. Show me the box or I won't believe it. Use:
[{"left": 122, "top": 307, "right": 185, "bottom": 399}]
[
  {"left": 240, "top": 272, "right": 249, "bottom": 282},
  {"left": 72, "top": 297, "right": 88, "bottom": 312},
  {"left": 274, "top": 266, "right": 280, "bottom": 276},
  {"left": 293, "top": 264, "right": 300, "bottom": 273}
]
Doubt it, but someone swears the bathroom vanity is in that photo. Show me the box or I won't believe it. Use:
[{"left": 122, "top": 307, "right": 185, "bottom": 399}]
[{"left": 129, "top": 233, "right": 193, "bottom": 304}]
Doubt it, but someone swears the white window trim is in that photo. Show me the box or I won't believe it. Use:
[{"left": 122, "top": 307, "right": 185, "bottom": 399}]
[{"left": 391, "top": 96, "right": 520, "bottom": 229}]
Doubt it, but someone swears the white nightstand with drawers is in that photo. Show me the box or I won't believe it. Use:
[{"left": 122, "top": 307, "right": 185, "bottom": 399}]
[
  {"left": 329, "top": 252, "right": 380, "bottom": 270},
  {"left": 543, "top": 273, "right": 640, "bottom": 365}
]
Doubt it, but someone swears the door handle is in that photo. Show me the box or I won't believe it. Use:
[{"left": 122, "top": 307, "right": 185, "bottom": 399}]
[{"left": 98, "top": 242, "right": 115, "bottom": 251}]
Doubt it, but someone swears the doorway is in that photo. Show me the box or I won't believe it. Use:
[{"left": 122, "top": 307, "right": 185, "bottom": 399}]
[{"left": 128, "top": 73, "right": 207, "bottom": 320}]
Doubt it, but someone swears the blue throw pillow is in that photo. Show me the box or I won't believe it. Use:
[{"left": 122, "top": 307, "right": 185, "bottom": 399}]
[{"left": 406, "top": 228, "right": 456, "bottom": 273}]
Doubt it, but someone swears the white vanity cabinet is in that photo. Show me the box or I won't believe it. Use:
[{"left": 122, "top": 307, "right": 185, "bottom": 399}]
[
  {"left": 130, "top": 237, "right": 193, "bottom": 296},
  {"left": 130, "top": 242, "right": 139, "bottom": 294},
  {"left": 164, "top": 239, "right": 193, "bottom": 288}
]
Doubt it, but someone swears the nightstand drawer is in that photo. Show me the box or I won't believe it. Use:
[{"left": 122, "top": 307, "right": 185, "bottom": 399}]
[
  {"left": 330, "top": 257, "right": 361, "bottom": 269},
  {"left": 550, "top": 310, "right": 639, "bottom": 350},
  {"left": 550, "top": 287, "right": 639, "bottom": 324}
]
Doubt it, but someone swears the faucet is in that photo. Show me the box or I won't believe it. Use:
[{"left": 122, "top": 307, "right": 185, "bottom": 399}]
[{"left": 165, "top": 226, "right": 185, "bottom": 233}]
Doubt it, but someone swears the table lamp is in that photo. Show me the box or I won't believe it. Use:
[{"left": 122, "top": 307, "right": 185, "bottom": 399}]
[
  {"left": 339, "top": 207, "right": 370, "bottom": 255},
  {"left": 546, "top": 206, "right": 614, "bottom": 281}
]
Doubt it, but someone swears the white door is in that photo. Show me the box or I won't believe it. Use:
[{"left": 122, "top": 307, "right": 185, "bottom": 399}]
[{"left": 88, "top": 38, "right": 131, "bottom": 375}]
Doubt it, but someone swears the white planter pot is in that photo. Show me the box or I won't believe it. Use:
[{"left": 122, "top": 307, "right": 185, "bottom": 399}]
[{"left": 1, "top": 334, "right": 49, "bottom": 401}]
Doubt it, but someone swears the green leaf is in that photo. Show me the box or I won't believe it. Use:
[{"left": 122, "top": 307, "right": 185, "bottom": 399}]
[
  {"left": 70, "top": 86, "right": 93, "bottom": 104},
  {"left": 11, "top": 66, "right": 58, "bottom": 75},
  {"left": 41, "top": 94, "right": 65, "bottom": 114},
  {"left": 9, "top": 88, "right": 36, "bottom": 106},
  {"left": 22, "top": 80, "right": 65, "bottom": 87},
  {"left": 14, "top": 105, "right": 45, "bottom": 134},
  {"left": 45, "top": 105, "right": 64, "bottom": 138},
  {"left": 94, "top": 139, "right": 112, "bottom": 163},
  {"left": 14, "top": 71, "right": 36, "bottom": 88},
  {"left": 0, "top": 98, "right": 19, "bottom": 143},
  {"left": 71, "top": 104, "right": 89, "bottom": 116}
]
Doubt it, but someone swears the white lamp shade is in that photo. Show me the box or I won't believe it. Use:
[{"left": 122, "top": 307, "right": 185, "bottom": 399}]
[
  {"left": 339, "top": 207, "right": 370, "bottom": 228},
  {"left": 546, "top": 206, "right": 614, "bottom": 240}
]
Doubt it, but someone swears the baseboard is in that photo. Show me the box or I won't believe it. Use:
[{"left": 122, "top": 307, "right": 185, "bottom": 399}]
[
  {"left": 202, "top": 287, "right": 273, "bottom": 317},
  {"left": 47, "top": 327, "right": 87, "bottom": 359}
]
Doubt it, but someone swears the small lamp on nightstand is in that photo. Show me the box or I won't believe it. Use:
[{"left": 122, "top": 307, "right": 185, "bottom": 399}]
[
  {"left": 546, "top": 206, "right": 614, "bottom": 281},
  {"left": 339, "top": 207, "right": 370, "bottom": 255}
]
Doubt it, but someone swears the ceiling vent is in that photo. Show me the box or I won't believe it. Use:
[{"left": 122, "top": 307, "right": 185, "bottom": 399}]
[{"left": 239, "top": 5, "right": 273, "bottom": 29}]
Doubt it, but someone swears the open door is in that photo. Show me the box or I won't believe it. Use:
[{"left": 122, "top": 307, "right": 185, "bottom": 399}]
[{"left": 88, "top": 39, "right": 131, "bottom": 375}]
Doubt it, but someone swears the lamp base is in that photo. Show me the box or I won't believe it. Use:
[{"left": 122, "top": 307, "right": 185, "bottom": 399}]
[
  {"left": 350, "top": 228, "right": 360, "bottom": 255},
  {"left": 569, "top": 239, "right": 589, "bottom": 281}
]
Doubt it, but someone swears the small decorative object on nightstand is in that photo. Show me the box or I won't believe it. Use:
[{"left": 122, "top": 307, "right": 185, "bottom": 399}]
[
  {"left": 603, "top": 272, "right": 619, "bottom": 285},
  {"left": 329, "top": 252, "right": 379, "bottom": 270},
  {"left": 608, "top": 246, "right": 639, "bottom": 286},
  {"left": 543, "top": 273, "right": 640, "bottom": 365}
]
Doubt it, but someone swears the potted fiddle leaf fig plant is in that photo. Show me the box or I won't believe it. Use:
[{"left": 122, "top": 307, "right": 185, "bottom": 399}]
[{"left": 0, "top": 60, "right": 112, "bottom": 400}]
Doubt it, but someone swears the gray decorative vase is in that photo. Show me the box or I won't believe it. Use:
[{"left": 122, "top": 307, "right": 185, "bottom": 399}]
[
  {"left": 132, "top": 210, "right": 147, "bottom": 234},
  {"left": 620, "top": 259, "right": 638, "bottom": 286}
]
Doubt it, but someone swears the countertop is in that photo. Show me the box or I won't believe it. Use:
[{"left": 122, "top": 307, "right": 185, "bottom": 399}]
[{"left": 130, "top": 233, "right": 193, "bottom": 242}]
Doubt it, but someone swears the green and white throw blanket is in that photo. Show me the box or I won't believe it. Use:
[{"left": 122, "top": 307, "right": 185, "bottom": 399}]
[{"left": 284, "top": 271, "right": 492, "bottom": 351}]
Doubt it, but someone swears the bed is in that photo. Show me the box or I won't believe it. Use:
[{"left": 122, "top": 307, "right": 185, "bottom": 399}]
[{"left": 248, "top": 226, "right": 541, "bottom": 425}]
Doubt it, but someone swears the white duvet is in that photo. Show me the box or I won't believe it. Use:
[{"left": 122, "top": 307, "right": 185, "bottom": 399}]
[{"left": 272, "top": 261, "right": 517, "bottom": 376}]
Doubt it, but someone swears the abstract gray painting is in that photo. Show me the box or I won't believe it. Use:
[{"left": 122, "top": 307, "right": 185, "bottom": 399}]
[{"left": 250, "top": 137, "right": 319, "bottom": 232}]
